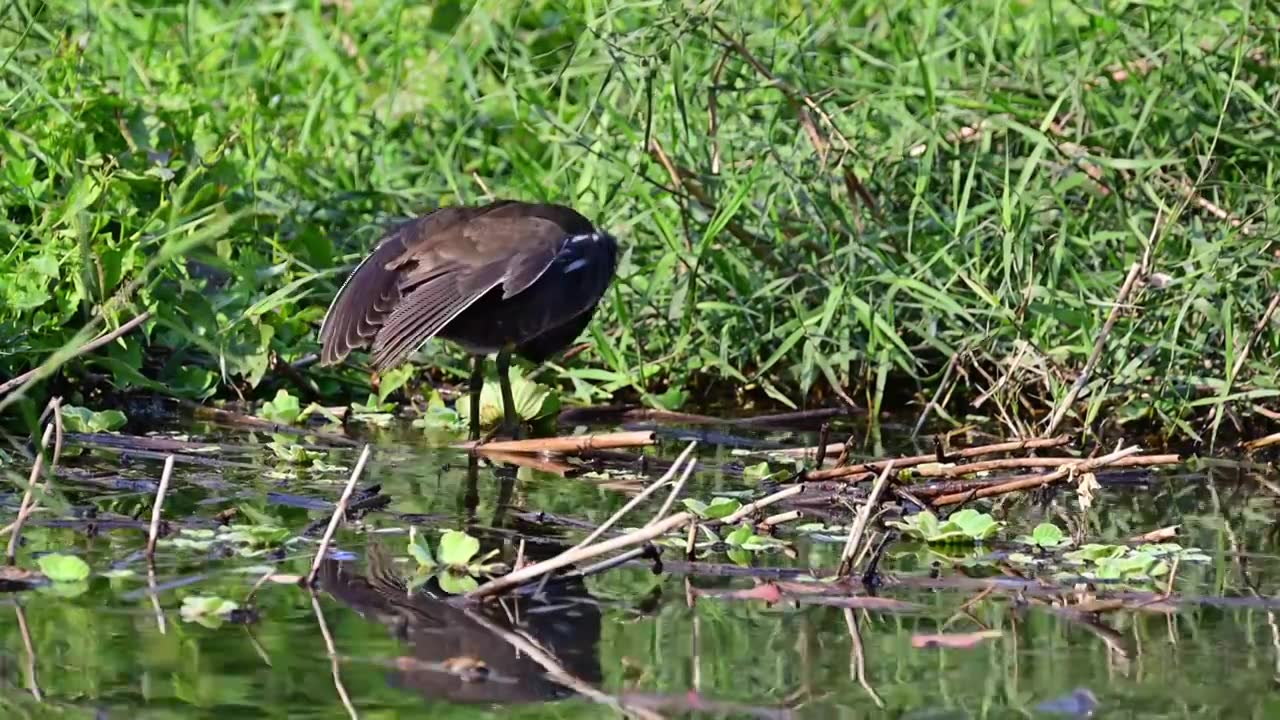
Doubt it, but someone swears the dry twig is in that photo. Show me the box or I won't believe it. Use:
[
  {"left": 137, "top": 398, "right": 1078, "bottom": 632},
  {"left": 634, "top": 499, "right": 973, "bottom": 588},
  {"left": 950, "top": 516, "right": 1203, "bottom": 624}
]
[
  {"left": 1044, "top": 262, "right": 1144, "bottom": 437},
  {"left": 5, "top": 424, "right": 55, "bottom": 563},
  {"left": 306, "top": 444, "right": 373, "bottom": 585},
  {"left": 145, "top": 455, "right": 176, "bottom": 559},
  {"left": 839, "top": 461, "right": 894, "bottom": 577},
  {"left": 461, "top": 430, "right": 656, "bottom": 455},
  {"left": 906, "top": 453, "right": 1179, "bottom": 478},
  {"left": 798, "top": 435, "right": 1072, "bottom": 480},
  {"left": 573, "top": 441, "right": 696, "bottom": 549},
  {"left": 467, "top": 512, "right": 695, "bottom": 600},
  {"left": 931, "top": 445, "right": 1143, "bottom": 506},
  {"left": 0, "top": 311, "right": 153, "bottom": 404}
]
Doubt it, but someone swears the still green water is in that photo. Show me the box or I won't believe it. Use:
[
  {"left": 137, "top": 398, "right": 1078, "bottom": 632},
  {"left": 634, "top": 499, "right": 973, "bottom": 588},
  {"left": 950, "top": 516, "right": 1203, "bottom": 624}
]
[{"left": 1, "top": 421, "right": 1278, "bottom": 719}]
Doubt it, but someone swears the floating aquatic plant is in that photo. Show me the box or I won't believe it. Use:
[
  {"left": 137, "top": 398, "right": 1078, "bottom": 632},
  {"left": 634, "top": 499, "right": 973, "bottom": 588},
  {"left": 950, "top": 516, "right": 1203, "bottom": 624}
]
[
  {"left": 406, "top": 528, "right": 506, "bottom": 595},
  {"left": 454, "top": 368, "right": 559, "bottom": 430},
  {"left": 889, "top": 509, "right": 1003, "bottom": 544}
]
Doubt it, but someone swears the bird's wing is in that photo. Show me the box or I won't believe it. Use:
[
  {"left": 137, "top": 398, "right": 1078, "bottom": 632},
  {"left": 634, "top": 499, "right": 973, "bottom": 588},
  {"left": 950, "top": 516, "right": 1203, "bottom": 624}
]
[
  {"left": 319, "top": 202, "right": 575, "bottom": 370},
  {"left": 316, "top": 220, "right": 414, "bottom": 366},
  {"left": 317, "top": 208, "right": 471, "bottom": 366},
  {"left": 367, "top": 214, "right": 569, "bottom": 370}
]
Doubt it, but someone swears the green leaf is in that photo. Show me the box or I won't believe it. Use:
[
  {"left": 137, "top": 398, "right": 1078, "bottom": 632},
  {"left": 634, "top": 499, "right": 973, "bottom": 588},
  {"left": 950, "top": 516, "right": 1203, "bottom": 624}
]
[
  {"left": 705, "top": 497, "right": 742, "bottom": 519},
  {"left": 406, "top": 565, "right": 434, "bottom": 594},
  {"left": 948, "top": 509, "right": 1003, "bottom": 541},
  {"left": 888, "top": 509, "right": 1001, "bottom": 544},
  {"left": 727, "top": 548, "right": 752, "bottom": 567},
  {"left": 180, "top": 595, "right": 240, "bottom": 628},
  {"left": 436, "top": 569, "right": 479, "bottom": 595},
  {"left": 258, "top": 389, "right": 302, "bottom": 425},
  {"left": 681, "top": 498, "right": 709, "bottom": 516},
  {"left": 438, "top": 530, "right": 480, "bottom": 566},
  {"left": 60, "top": 405, "right": 127, "bottom": 433},
  {"left": 1016, "top": 522, "right": 1070, "bottom": 548},
  {"left": 377, "top": 364, "right": 416, "bottom": 404},
  {"left": 37, "top": 553, "right": 90, "bottom": 582},
  {"left": 237, "top": 504, "right": 281, "bottom": 528},
  {"left": 266, "top": 440, "right": 324, "bottom": 464},
  {"left": 682, "top": 496, "right": 742, "bottom": 520},
  {"left": 455, "top": 367, "right": 559, "bottom": 429},
  {"left": 652, "top": 385, "right": 687, "bottom": 411},
  {"left": 165, "top": 537, "right": 216, "bottom": 551},
  {"left": 742, "top": 462, "right": 774, "bottom": 484},
  {"left": 1064, "top": 544, "right": 1127, "bottom": 564},
  {"left": 38, "top": 580, "right": 90, "bottom": 598},
  {"left": 408, "top": 527, "right": 435, "bottom": 568},
  {"left": 725, "top": 525, "right": 754, "bottom": 547},
  {"left": 216, "top": 522, "right": 291, "bottom": 550}
]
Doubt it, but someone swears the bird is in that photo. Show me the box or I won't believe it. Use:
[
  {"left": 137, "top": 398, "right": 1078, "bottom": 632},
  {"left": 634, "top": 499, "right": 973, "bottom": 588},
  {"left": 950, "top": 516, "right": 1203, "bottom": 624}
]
[{"left": 317, "top": 200, "right": 619, "bottom": 440}]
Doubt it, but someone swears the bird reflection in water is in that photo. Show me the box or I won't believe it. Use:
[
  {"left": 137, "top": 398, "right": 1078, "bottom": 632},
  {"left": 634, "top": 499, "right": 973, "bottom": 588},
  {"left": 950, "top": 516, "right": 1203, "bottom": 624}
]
[{"left": 316, "top": 540, "right": 603, "bottom": 707}]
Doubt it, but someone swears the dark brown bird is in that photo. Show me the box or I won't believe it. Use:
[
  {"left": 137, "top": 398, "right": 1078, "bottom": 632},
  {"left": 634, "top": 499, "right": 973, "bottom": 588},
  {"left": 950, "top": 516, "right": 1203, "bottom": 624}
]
[{"left": 318, "top": 200, "right": 618, "bottom": 439}]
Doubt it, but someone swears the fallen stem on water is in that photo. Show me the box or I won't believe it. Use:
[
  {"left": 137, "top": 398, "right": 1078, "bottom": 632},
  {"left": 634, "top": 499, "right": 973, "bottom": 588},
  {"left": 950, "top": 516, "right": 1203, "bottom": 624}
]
[
  {"left": 306, "top": 444, "right": 373, "bottom": 586},
  {"left": 931, "top": 445, "right": 1144, "bottom": 506},
  {"left": 572, "top": 441, "right": 696, "bottom": 550},
  {"left": 462, "top": 430, "right": 657, "bottom": 454},
  {"left": 839, "top": 461, "right": 895, "bottom": 577},
  {"left": 145, "top": 455, "right": 176, "bottom": 559},
  {"left": 799, "top": 435, "right": 1074, "bottom": 481},
  {"left": 466, "top": 512, "right": 694, "bottom": 601}
]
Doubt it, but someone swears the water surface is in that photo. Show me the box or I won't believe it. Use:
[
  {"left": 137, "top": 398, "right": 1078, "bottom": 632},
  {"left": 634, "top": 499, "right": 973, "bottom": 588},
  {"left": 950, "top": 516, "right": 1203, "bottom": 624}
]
[{"left": 1, "top": 417, "right": 1278, "bottom": 719}]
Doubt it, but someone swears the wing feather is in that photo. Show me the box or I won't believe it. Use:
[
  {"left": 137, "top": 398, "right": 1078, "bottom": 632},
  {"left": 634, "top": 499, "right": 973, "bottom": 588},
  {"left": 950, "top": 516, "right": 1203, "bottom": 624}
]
[
  {"left": 318, "top": 200, "right": 598, "bottom": 369},
  {"left": 367, "top": 267, "right": 503, "bottom": 370}
]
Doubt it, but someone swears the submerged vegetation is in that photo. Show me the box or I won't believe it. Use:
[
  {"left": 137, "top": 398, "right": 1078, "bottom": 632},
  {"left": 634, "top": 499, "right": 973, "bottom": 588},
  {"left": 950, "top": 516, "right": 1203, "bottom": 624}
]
[{"left": 1, "top": 0, "right": 1277, "bottom": 443}]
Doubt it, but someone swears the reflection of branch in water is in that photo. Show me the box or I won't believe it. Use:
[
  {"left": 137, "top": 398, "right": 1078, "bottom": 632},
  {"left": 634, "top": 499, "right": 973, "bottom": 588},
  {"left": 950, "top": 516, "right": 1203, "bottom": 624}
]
[
  {"left": 14, "top": 603, "right": 41, "bottom": 702},
  {"left": 1043, "top": 602, "right": 1133, "bottom": 667},
  {"left": 843, "top": 608, "right": 883, "bottom": 708},
  {"left": 316, "top": 546, "right": 603, "bottom": 708},
  {"left": 147, "top": 564, "right": 167, "bottom": 635},
  {"left": 310, "top": 590, "right": 359, "bottom": 720},
  {"left": 458, "top": 606, "right": 665, "bottom": 720}
]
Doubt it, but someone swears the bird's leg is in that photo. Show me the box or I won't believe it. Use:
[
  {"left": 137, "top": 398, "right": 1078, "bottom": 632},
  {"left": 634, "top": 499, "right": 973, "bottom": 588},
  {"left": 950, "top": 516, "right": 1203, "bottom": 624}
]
[
  {"left": 496, "top": 347, "right": 522, "bottom": 439},
  {"left": 468, "top": 354, "right": 485, "bottom": 442}
]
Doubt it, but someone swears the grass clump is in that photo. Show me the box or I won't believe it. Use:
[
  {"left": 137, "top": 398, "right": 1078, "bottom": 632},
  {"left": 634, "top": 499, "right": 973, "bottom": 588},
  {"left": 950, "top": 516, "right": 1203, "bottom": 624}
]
[{"left": 1, "top": 0, "right": 1277, "bottom": 441}]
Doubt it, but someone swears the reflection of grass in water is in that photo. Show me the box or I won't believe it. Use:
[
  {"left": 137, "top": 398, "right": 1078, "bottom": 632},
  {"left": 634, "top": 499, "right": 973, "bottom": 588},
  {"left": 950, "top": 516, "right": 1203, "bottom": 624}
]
[
  {"left": 0, "top": 1, "right": 1276, "bottom": 439},
  {"left": 0, "top": 424, "right": 1278, "bottom": 716}
]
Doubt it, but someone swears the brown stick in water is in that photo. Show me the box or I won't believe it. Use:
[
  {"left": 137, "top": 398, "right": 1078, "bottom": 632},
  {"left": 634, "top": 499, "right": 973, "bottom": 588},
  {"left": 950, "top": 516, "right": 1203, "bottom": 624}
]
[
  {"left": 145, "top": 455, "right": 177, "bottom": 559},
  {"left": 799, "top": 435, "right": 1074, "bottom": 480},
  {"left": 306, "top": 444, "right": 373, "bottom": 585},
  {"left": 931, "top": 446, "right": 1143, "bottom": 506},
  {"left": 460, "top": 430, "right": 656, "bottom": 454}
]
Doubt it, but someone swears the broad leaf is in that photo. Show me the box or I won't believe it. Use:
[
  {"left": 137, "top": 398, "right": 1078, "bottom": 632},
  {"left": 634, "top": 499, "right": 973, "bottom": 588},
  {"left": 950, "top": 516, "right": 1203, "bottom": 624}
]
[
  {"left": 438, "top": 530, "right": 480, "bottom": 566},
  {"left": 37, "top": 553, "right": 90, "bottom": 582}
]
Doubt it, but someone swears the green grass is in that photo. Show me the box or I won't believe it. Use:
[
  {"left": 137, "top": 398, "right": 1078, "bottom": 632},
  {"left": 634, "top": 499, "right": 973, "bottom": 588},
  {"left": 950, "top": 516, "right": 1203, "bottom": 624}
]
[{"left": 1, "top": 0, "right": 1277, "bottom": 442}]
